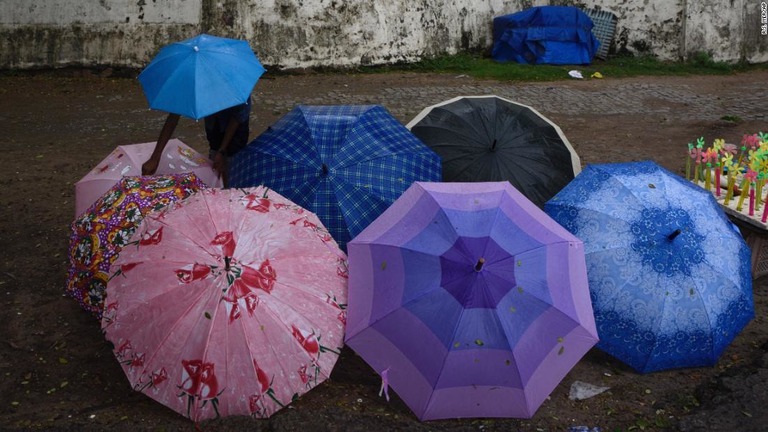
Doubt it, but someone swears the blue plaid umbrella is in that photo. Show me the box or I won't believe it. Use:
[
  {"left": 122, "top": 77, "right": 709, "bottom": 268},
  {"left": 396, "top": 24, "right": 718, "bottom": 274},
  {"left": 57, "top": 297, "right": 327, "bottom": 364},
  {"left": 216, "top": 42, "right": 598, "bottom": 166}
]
[
  {"left": 229, "top": 105, "right": 442, "bottom": 250},
  {"left": 545, "top": 160, "right": 754, "bottom": 373}
]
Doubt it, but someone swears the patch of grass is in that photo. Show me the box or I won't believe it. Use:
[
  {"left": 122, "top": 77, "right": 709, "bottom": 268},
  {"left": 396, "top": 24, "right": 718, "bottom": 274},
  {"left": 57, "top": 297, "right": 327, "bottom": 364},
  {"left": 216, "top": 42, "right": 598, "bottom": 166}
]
[
  {"left": 352, "top": 51, "right": 768, "bottom": 82},
  {"left": 720, "top": 115, "right": 743, "bottom": 123}
]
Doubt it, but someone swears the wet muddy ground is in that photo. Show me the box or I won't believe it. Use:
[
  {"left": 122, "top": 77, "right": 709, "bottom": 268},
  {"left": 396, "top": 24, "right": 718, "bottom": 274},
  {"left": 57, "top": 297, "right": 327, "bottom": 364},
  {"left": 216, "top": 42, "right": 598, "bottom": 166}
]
[{"left": 1, "top": 68, "right": 768, "bottom": 431}]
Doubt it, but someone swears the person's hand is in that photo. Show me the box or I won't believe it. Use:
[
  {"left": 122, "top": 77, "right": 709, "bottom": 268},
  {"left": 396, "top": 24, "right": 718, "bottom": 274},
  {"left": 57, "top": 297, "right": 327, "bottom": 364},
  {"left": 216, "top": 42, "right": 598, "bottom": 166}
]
[
  {"left": 212, "top": 151, "right": 226, "bottom": 179},
  {"left": 142, "top": 157, "right": 160, "bottom": 176}
]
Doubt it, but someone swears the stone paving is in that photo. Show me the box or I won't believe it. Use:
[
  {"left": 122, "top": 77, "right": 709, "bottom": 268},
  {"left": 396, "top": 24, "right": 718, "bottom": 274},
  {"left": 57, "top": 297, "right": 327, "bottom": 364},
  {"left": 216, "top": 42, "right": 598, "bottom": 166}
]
[{"left": 257, "top": 74, "right": 768, "bottom": 124}]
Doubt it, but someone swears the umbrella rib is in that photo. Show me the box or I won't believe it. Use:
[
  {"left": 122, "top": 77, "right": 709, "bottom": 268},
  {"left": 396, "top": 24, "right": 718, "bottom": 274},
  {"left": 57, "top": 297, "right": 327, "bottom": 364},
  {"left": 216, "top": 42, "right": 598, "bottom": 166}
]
[
  {"left": 421, "top": 304, "right": 468, "bottom": 417},
  {"left": 641, "top": 275, "right": 672, "bottom": 372},
  {"left": 446, "top": 151, "right": 495, "bottom": 181},
  {"left": 241, "top": 299, "right": 303, "bottom": 408},
  {"left": 686, "top": 275, "right": 717, "bottom": 362},
  {"left": 151, "top": 55, "right": 199, "bottom": 118},
  {"left": 127, "top": 280, "right": 218, "bottom": 379},
  {"left": 258, "top": 296, "right": 314, "bottom": 397},
  {"left": 331, "top": 149, "right": 428, "bottom": 169}
]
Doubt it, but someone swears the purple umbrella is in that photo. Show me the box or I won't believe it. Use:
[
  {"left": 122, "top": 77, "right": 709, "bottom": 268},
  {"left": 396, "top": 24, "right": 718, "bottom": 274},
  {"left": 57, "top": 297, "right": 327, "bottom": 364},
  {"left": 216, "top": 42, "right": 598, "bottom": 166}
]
[{"left": 345, "top": 181, "right": 598, "bottom": 420}]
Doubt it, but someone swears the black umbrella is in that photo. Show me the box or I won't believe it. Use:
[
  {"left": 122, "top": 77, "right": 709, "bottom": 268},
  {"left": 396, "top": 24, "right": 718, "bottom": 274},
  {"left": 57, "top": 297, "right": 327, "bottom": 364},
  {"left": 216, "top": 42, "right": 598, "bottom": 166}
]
[{"left": 406, "top": 95, "right": 581, "bottom": 207}]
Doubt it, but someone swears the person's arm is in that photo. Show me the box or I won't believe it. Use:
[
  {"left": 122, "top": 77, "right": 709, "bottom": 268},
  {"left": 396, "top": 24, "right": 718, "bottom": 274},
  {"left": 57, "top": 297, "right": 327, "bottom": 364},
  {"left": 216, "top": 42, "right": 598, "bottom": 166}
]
[
  {"left": 212, "top": 116, "right": 243, "bottom": 183},
  {"left": 142, "top": 113, "right": 180, "bottom": 175}
]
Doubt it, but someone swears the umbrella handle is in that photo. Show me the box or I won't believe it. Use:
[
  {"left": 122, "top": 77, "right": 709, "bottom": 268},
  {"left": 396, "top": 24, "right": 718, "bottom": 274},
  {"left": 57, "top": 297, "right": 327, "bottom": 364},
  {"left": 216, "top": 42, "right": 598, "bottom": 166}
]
[
  {"left": 378, "top": 367, "right": 391, "bottom": 402},
  {"left": 474, "top": 257, "right": 486, "bottom": 272}
]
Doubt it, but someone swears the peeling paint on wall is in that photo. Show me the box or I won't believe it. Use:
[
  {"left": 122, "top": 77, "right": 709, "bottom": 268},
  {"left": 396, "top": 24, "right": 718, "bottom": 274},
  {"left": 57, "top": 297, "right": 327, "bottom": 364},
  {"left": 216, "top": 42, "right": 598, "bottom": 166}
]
[
  {"left": 241, "top": 0, "right": 525, "bottom": 69},
  {"left": 0, "top": 0, "right": 765, "bottom": 70}
]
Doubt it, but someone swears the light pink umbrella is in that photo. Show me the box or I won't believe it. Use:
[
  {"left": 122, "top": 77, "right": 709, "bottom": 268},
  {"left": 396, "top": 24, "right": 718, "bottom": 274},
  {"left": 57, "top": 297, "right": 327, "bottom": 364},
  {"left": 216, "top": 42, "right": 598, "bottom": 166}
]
[
  {"left": 74, "top": 139, "right": 223, "bottom": 217},
  {"left": 102, "top": 187, "right": 348, "bottom": 421}
]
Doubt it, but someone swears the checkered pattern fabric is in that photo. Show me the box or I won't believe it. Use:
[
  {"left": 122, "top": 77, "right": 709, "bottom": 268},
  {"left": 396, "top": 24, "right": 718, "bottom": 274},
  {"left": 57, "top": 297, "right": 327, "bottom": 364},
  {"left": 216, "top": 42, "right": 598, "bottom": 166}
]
[{"left": 230, "top": 105, "right": 442, "bottom": 250}]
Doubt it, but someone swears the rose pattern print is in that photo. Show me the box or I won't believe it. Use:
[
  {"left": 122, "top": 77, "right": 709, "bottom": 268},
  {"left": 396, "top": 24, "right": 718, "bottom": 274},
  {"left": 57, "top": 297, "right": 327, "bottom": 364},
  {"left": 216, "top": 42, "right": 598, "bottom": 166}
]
[
  {"left": 291, "top": 325, "right": 320, "bottom": 357},
  {"left": 290, "top": 217, "right": 333, "bottom": 242},
  {"left": 102, "top": 187, "right": 348, "bottom": 421},
  {"left": 241, "top": 261, "right": 276, "bottom": 294},
  {"left": 203, "top": 223, "right": 280, "bottom": 323},
  {"left": 211, "top": 231, "right": 236, "bottom": 258},
  {"left": 138, "top": 367, "right": 169, "bottom": 393},
  {"left": 291, "top": 324, "right": 343, "bottom": 389},
  {"left": 243, "top": 192, "right": 271, "bottom": 213},
  {"left": 175, "top": 263, "right": 212, "bottom": 284},
  {"left": 248, "top": 360, "right": 285, "bottom": 417},
  {"left": 133, "top": 367, "right": 169, "bottom": 394},
  {"left": 140, "top": 227, "right": 163, "bottom": 246},
  {"left": 326, "top": 293, "right": 348, "bottom": 326},
  {"left": 179, "top": 359, "right": 223, "bottom": 419},
  {"left": 221, "top": 258, "right": 277, "bottom": 323}
]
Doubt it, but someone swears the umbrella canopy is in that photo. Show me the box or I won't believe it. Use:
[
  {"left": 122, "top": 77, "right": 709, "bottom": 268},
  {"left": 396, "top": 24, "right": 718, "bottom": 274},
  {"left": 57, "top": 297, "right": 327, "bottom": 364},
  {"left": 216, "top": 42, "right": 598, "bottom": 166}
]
[
  {"left": 544, "top": 160, "right": 754, "bottom": 373},
  {"left": 229, "top": 104, "right": 442, "bottom": 250},
  {"left": 138, "top": 33, "right": 265, "bottom": 120},
  {"left": 102, "top": 187, "right": 348, "bottom": 421},
  {"left": 345, "top": 181, "right": 598, "bottom": 420},
  {"left": 75, "top": 139, "right": 222, "bottom": 217},
  {"left": 67, "top": 173, "right": 206, "bottom": 318},
  {"left": 406, "top": 95, "right": 580, "bottom": 208}
]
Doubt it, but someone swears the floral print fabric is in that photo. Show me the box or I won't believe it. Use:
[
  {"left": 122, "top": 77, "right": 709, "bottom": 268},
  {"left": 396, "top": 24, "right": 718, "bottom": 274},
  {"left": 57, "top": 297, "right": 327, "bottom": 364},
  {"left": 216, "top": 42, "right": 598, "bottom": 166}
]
[
  {"left": 102, "top": 187, "right": 348, "bottom": 421},
  {"left": 545, "top": 161, "right": 754, "bottom": 373},
  {"left": 66, "top": 173, "right": 207, "bottom": 318}
]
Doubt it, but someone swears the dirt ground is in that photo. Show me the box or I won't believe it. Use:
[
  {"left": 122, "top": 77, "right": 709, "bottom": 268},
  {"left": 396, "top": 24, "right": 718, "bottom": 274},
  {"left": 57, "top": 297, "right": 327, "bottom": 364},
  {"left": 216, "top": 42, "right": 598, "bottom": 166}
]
[{"left": 2, "top": 68, "right": 768, "bottom": 431}]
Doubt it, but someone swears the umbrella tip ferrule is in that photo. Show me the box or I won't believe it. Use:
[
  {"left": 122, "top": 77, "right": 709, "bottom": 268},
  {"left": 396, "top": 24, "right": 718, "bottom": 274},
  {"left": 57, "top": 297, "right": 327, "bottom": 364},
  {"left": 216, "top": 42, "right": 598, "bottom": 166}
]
[
  {"left": 474, "top": 257, "right": 485, "bottom": 272},
  {"left": 193, "top": 45, "right": 199, "bottom": 52},
  {"left": 321, "top": 163, "right": 329, "bottom": 176},
  {"left": 667, "top": 229, "right": 682, "bottom": 241}
]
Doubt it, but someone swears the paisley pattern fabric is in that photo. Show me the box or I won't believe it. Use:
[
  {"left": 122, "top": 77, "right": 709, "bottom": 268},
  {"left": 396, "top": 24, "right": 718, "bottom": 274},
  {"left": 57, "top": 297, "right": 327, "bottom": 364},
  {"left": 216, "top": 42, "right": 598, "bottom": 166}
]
[
  {"left": 66, "top": 173, "right": 206, "bottom": 318},
  {"left": 545, "top": 160, "right": 754, "bottom": 373}
]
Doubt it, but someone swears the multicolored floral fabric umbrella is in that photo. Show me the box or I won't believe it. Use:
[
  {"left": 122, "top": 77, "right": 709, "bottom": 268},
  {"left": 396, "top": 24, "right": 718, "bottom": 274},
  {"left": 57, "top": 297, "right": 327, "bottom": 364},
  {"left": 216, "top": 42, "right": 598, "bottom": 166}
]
[
  {"left": 102, "top": 187, "right": 348, "bottom": 421},
  {"left": 66, "top": 173, "right": 206, "bottom": 318},
  {"left": 345, "top": 181, "right": 598, "bottom": 420},
  {"left": 545, "top": 160, "right": 754, "bottom": 373}
]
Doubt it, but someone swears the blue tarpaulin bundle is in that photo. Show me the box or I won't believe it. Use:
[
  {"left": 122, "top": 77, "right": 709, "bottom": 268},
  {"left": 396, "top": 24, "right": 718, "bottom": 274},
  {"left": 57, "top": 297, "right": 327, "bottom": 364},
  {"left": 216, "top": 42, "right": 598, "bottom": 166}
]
[{"left": 492, "top": 6, "right": 600, "bottom": 65}]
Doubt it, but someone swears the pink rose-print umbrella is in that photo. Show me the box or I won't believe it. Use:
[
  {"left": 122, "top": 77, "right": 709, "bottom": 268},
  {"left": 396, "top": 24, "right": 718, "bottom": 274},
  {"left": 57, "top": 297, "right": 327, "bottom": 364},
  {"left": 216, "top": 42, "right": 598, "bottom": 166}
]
[
  {"left": 102, "top": 187, "right": 348, "bottom": 421},
  {"left": 74, "top": 139, "right": 223, "bottom": 217},
  {"left": 66, "top": 173, "right": 206, "bottom": 319}
]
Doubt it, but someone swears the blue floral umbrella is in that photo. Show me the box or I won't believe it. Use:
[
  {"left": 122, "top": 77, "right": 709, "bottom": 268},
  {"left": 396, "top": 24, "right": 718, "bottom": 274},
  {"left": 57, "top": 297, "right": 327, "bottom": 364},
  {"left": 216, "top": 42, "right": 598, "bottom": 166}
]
[
  {"left": 138, "top": 34, "right": 265, "bottom": 120},
  {"left": 228, "top": 105, "right": 442, "bottom": 250},
  {"left": 544, "top": 160, "right": 754, "bottom": 373}
]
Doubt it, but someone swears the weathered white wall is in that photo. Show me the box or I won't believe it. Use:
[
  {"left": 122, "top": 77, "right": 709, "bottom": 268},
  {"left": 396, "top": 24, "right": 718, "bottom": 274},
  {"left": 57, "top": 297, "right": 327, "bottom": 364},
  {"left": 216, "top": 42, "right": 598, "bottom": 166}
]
[
  {"left": 0, "top": 0, "right": 201, "bottom": 68},
  {"left": 0, "top": 0, "right": 199, "bottom": 25},
  {"left": 577, "top": 0, "right": 682, "bottom": 59},
  {"left": 234, "top": 0, "right": 531, "bottom": 69},
  {"left": 685, "top": 0, "right": 768, "bottom": 63},
  {"left": 0, "top": 0, "right": 766, "bottom": 69},
  {"left": 577, "top": 0, "right": 768, "bottom": 63}
]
